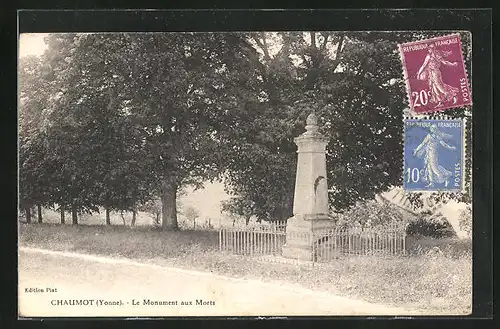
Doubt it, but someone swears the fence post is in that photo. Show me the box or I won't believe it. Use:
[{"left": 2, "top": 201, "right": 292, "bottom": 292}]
[
  {"left": 241, "top": 231, "right": 244, "bottom": 255},
  {"left": 371, "top": 231, "right": 374, "bottom": 255},
  {"left": 326, "top": 229, "right": 330, "bottom": 261},
  {"left": 334, "top": 227, "right": 337, "bottom": 253},
  {"left": 403, "top": 233, "right": 406, "bottom": 255},
  {"left": 222, "top": 229, "right": 225, "bottom": 251},
  {"left": 231, "top": 229, "right": 234, "bottom": 253},
  {"left": 348, "top": 232, "right": 351, "bottom": 254},
  {"left": 358, "top": 233, "right": 361, "bottom": 256},
  {"left": 237, "top": 231, "right": 240, "bottom": 254},
  {"left": 386, "top": 232, "right": 389, "bottom": 255},
  {"left": 264, "top": 230, "right": 267, "bottom": 254},
  {"left": 390, "top": 231, "right": 393, "bottom": 255},
  {"left": 273, "top": 226, "right": 277, "bottom": 254},
  {"left": 232, "top": 230, "right": 235, "bottom": 253},
  {"left": 259, "top": 231, "right": 265, "bottom": 255},
  {"left": 393, "top": 225, "right": 396, "bottom": 254},
  {"left": 257, "top": 231, "right": 261, "bottom": 255},
  {"left": 240, "top": 231, "right": 243, "bottom": 255},
  {"left": 219, "top": 229, "right": 222, "bottom": 251},
  {"left": 263, "top": 231, "right": 265, "bottom": 255},
  {"left": 341, "top": 229, "right": 344, "bottom": 254},
  {"left": 250, "top": 230, "right": 253, "bottom": 256},
  {"left": 245, "top": 230, "right": 249, "bottom": 255},
  {"left": 393, "top": 231, "right": 396, "bottom": 255},
  {"left": 361, "top": 232, "right": 364, "bottom": 256}
]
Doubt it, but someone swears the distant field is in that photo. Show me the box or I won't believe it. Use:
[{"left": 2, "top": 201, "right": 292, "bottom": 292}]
[
  {"left": 17, "top": 182, "right": 470, "bottom": 235},
  {"left": 20, "top": 207, "right": 154, "bottom": 226},
  {"left": 17, "top": 181, "right": 255, "bottom": 229},
  {"left": 18, "top": 206, "right": 267, "bottom": 231}
]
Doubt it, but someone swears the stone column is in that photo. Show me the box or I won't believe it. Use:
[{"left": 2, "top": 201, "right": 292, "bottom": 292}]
[{"left": 282, "top": 112, "right": 335, "bottom": 261}]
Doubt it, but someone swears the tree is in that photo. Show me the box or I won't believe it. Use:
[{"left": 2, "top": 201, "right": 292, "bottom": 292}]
[
  {"left": 458, "top": 205, "right": 472, "bottom": 237},
  {"left": 221, "top": 197, "right": 256, "bottom": 226},
  {"left": 18, "top": 55, "right": 53, "bottom": 222},
  {"left": 35, "top": 32, "right": 264, "bottom": 230},
  {"left": 65, "top": 33, "right": 260, "bottom": 230},
  {"left": 22, "top": 33, "right": 97, "bottom": 225},
  {"left": 138, "top": 197, "right": 162, "bottom": 226},
  {"left": 19, "top": 31, "right": 472, "bottom": 231},
  {"left": 113, "top": 33, "right": 262, "bottom": 230},
  {"left": 221, "top": 31, "right": 472, "bottom": 222},
  {"left": 38, "top": 34, "right": 159, "bottom": 224},
  {"left": 183, "top": 205, "right": 200, "bottom": 229},
  {"left": 20, "top": 33, "right": 266, "bottom": 228}
]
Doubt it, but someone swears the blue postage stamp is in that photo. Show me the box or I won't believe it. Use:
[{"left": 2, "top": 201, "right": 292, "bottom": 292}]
[{"left": 403, "top": 119, "right": 464, "bottom": 192}]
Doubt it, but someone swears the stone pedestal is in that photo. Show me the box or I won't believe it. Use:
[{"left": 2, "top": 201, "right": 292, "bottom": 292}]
[
  {"left": 282, "top": 215, "right": 335, "bottom": 260},
  {"left": 282, "top": 113, "right": 335, "bottom": 261}
]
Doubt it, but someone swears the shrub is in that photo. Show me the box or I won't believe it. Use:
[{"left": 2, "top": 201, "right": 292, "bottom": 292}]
[
  {"left": 334, "top": 199, "right": 405, "bottom": 229},
  {"left": 406, "top": 210, "right": 457, "bottom": 238},
  {"left": 458, "top": 205, "right": 472, "bottom": 237}
]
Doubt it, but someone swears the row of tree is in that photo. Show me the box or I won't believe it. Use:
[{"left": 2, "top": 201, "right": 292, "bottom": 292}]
[{"left": 19, "top": 30, "right": 472, "bottom": 230}]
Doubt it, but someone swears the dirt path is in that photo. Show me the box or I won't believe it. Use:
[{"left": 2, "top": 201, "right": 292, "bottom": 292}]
[{"left": 18, "top": 247, "right": 423, "bottom": 317}]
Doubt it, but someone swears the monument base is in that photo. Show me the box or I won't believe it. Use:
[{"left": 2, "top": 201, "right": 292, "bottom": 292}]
[
  {"left": 281, "top": 244, "right": 314, "bottom": 261},
  {"left": 282, "top": 214, "right": 336, "bottom": 261}
]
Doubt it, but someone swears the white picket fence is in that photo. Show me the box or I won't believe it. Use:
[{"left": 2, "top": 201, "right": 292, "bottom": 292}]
[
  {"left": 219, "top": 221, "right": 286, "bottom": 256},
  {"left": 312, "top": 226, "right": 406, "bottom": 261},
  {"left": 219, "top": 221, "right": 406, "bottom": 262}
]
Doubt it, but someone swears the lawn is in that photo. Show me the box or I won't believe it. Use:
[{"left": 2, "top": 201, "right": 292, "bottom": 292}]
[{"left": 18, "top": 223, "right": 472, "bottom": 315}]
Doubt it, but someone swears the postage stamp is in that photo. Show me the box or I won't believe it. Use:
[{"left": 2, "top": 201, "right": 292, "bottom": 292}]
[
  {"left": 399, "top": 34, "right": 472, "bottom": 114},
  {"left": 403, "top": 118, "right": 465, "bottom": 192}
]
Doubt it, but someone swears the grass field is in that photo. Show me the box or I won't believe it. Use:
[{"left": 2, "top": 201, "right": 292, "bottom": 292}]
[{"left": 18, "top": 223, "right": 472, "bottom": 315}]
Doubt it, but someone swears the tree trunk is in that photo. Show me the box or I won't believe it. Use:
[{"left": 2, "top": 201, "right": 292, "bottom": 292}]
[
  {"left": 120, "top": 210, "right": 126, "bottom": 225},
  {"left": 232, "top": 218, "right": 236, "bottom": 227},
  {"left": 60, "top": 205, "right": 65, "bottom": 224},
  {"left": 245, "top": 216, "right": 250, "bottom": 226},
  {"left": 310, "top": 31, "right": 317, "bottom": 48},
  {"left": 131, "top": 209, "right": 137, "bottom": 226},
  {"left": 25, "top": 207, "right": 31, "bottom": 224},
  {"left": 161, "top": 181, "right": 179, "bottom": 230},
  {"left": 259, "top": 32, "right": 271, "bottom": 60},
  {"left": 105, "top": 207, "right": 111, "bottom": 225},
  {"left": 37, "top": 204, "right": 42, "bottom": 223},
  {"left": 71, "top": 202, "right": 78, "bottom": 225}
]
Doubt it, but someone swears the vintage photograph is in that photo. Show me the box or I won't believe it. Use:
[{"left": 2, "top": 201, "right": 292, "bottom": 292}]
[{"left": 18, "top": 30, "right": 473, "bottom": 317}]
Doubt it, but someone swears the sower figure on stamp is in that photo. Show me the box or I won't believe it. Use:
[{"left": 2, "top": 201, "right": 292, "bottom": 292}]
[
  {"left": 416, "top": 44, "right": 459, "bottom": 109},
  {"left": 413, "top": 124, "right": 456, "bottom": 188}
]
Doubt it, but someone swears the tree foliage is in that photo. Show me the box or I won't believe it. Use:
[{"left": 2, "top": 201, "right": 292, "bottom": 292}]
[
  {"left": 222, "top": 31, "right": 472, "bottom": 221},
  {"left": 20, "top": 32, "right": 261, "bottom": 229},
  {"left": 221, "top": 197, "right": 256, "bottom": 226},
  {"left": 19, "top": 31, "right": 472, "bottom": 228},
  {"left": 458, "top": 205, "right": 472, "bottom": 237}
]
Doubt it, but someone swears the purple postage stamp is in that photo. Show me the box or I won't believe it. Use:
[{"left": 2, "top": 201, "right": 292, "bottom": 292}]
[{"left": 399, "top": 34, "right": 472, "bottom": 114}]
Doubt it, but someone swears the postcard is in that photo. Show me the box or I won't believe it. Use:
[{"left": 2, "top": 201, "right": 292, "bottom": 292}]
[{"left": 18, "top": 27, "right": 473, "bottom": 318}]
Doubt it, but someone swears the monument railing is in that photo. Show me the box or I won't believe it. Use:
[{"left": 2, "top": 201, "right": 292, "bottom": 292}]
[
  {"left": 311, "top": 226, "right": 407, "bottom": 262},
  {"left": 218, "top": 220, "right": 287, "bottom": 256},
  {"left": 219, "top": 221, "right": 406, "bottom": 261}
]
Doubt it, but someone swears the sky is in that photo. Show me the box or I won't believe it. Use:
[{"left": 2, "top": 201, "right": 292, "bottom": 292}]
[
  {"left": 19, "top": 33, "right": 49, "bottom": 58},
  {"left": 17, "top": 32, "right": 326, "bottom": 60}
]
